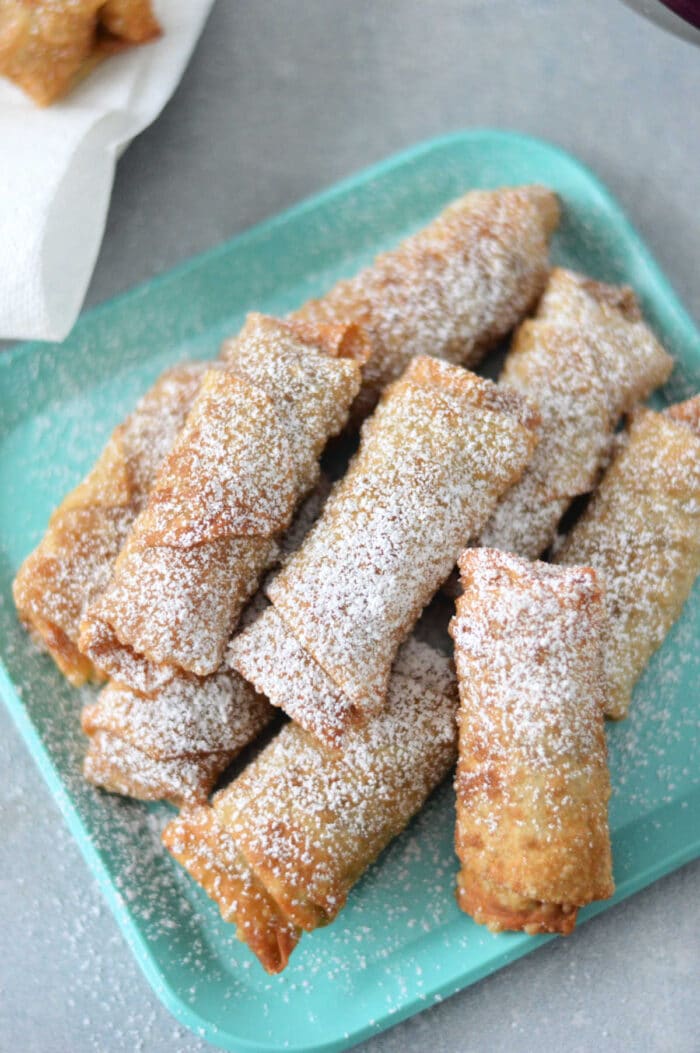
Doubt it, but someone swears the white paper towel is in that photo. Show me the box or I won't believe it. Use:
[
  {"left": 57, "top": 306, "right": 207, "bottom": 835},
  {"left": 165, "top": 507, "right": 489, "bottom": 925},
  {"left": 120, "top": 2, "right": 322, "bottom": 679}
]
[{"left": 0, "top": 0, "right": 215, "bottom": 343}]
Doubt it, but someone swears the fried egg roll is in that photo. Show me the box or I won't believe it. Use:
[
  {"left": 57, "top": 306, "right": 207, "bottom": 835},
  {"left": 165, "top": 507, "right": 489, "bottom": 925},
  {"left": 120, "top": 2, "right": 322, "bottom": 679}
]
[
  {"left": 80, "top": 314, "right": 362, "bottom": 693},
  {"left": 12, "top": 363, "right": 206, "bottom": 686},
  {"left": 80, "top": 479, "right": 331, "bottom": 804},
  {"left": 230, "top": 356, "right": 539, "bottom": 747},
  {"left": 291, "top": 185, "right": 560, "bottom": 415},
  {"left": 450, "top": 549, "right": 614, "bottom": 935},
  {"left": 555, "top": 395, "right": 700, "bottom": 719},
  {"left": 82, "top": 668, "right": 273, "bottom": 805},
  {"left": 0, "top": 0, "right": 160, "bottom": 106},
  {"left": 163, "top": 639, "right": 458, "bottom": 973},
  {"left": 479, "top": 268, "right": 673, "bottom": 558}
]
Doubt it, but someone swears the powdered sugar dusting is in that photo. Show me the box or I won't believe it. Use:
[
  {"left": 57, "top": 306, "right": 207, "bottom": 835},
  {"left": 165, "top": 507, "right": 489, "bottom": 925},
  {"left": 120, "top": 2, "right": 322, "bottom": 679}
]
[
  {"left": 80, "top": 668, "right": 274, "bottom": 805},
  {"left": 229, "top": 605, "right": 357, "bottom": 749},
  {"left": 452, "top": 551, "right": 608, "bottom": 770},
  {"left": 292, "top": 186, "right": 559, "bottom": 410},
  {"left": 451, "top": 549, "right": 613, "bottom": 929},
  {"left": 164, "top": 639, "right": 458, "bottom": 968},
  {"left": 84, "top": 732, "right": 235, "bottom": 805},
  {"left": 80, "top": 315, "right": 361, "bottom": 691},
  {"left": 11, "top": 363, "right": 207, "bottom": 684},
  {"left": 238, "top": 357, "right": 537, "bottom": 743},
  {"left": 480, "top": 268, "right": 673, "bottom": 559},
  {"left": 556, "top": 400, "right": 700, "bottom": 718},
  {"left": 80, "top": 473, "right": 334, "bottom": 804},
  {"left": 83, "top": 669, "right": 270, "bottom": 759}
]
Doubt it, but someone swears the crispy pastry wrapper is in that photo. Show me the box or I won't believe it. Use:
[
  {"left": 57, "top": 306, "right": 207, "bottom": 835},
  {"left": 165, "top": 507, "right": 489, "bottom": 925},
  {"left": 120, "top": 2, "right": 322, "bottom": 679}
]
[
  {"left": 290, "top": 185, "right": 560, "bottom": 415},
  {"left": 80, "top": 478, "right": 331, "bottom": 805},
  {"left": 163, "top": 639, "right": 458, "bottom": 973},
  {"left": 12, "top": 363, "right": 206, "bottom": 686},
  {"left": 163, "top": 804, "right": 300, "bottom": 974},
  {"left": 479, "top": 268, "right": 673, "bottom": 559},
  {"left": 80, "top": 314, "right": 362, "bottom": 693},
  {"left": 555, "top": 396, "right": 700, "bottom": 719},
  {"left": 83, "top": 733, "right": 238, "bottom": 807},
  {"left": 450, "top": 549, "right": 614, "bottom": 935},
  {"left": 81, "top": 665, "right": 274, "bottom": 805},
  {"left": 230, "top": 356, "right": 539, "bottom": 747},
  {"left": 0, "top": 0, "right": 161, "bottom": 106}
]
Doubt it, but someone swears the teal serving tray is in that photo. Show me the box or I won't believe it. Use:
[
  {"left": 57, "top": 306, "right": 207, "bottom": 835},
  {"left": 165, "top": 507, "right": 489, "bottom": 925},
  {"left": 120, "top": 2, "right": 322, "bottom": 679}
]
[{"left": 0, "top": 131, "right": 698, "bottom": 1053}]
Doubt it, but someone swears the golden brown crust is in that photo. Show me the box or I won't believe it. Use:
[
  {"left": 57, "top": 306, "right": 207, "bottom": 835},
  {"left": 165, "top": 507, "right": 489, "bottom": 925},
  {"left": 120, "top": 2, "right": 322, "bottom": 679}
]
[
  {"left": 162, "top": 807, "right": 300, "bottom": 973},
  {"left": 231, "top": 357, "right": 538, "bottom": 746},
  {"left": 450, "top": 550, "right": 614, "bottom": 935},
  {"left": 12, "top": 364, "right": 206, "bottom": 686},
  {"left": 80, "top": 664, "right": 274, "bottom": 804},
  {"left": 227, "top": 605, "right": 365, "bottom": 751},
  {"left": 222, "top": 645, "right": 457, "bottom": 931},
  {"left": 0, "top": 0, "right": 160, "bottom": 106},
  {"left": 80, "top": 671, "right": 271, "bottom": 761},
  {"left": 282, "top": 318, "right": 372, "bottom": 369},
  {"left": 404, "top": 354, "right": 542, "bottom": 434},
  {"left": 535, "top": 267, "right": 642, "bottom": 324},
  {"left": 79, "top": 488, "right": 332, "bottom": 808},
  {"left": 479, "top": 268, "right": 673, "bottom": 559},
  {"left": 20, "top": 608, "right": 98, "bottom": 684},
  {"left": 98, "top": 0, "right": 160, "bottom": 43},
  {"left": 80, "top": 315, "right": 362, "bottom": 693},
  {"left": 666, "top": 393, "right": 700, "bottom": 438},
  {"left": 140, "top": 370, "right": 298, "bottom": 546},
  {"left": 556, "top": 398, "right": 700, "bottom": 718},
  {"left": 83, "top": 732, "right": 232, "bottom": 806},
  {"left": 164, "top": 640, "right": 458, "bottom": 970},
  {"left": 457, "top": 871, "right": 578, "bottom": 936},
  {"left": 290, "top": 186, "right": 559, "bottom": 415}
]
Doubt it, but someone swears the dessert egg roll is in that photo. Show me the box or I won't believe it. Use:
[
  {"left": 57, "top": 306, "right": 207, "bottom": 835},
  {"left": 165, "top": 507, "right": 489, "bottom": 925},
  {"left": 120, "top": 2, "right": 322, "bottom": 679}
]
[
  {"left": 450, "top": 549, "right": 614, "bottom": 935},
  {"left": 555, "top": 395, "right": 700, "bottom": 719},
  {"left": 82, "top": 667, "right": 274, "bottom": 805},
  {"left": 291, "top": 185, "right": 560, "bottom": 415},
  {"left": 12, "top": 363, "right": 207, "bottom": 686},
  {"left": 0, "top": 0, "right": 161, "bottom": 106},
  {"left": 230, "top": 356, "right": 539, "bottom": 747},
  {"left": 163, "top": 639, "right": 458, "bottom": 973},
  {"left": 479, "top": 268, "right": 673, "bottom": 558},
  {"left": 83, "top": 733, "right": 235, "bottom": 806},
  {"left": 80, "top": 314, "right": 362, "bottom": 693},
  {"left": 80, "top": 477, "right": 332, "bottom": 804}
]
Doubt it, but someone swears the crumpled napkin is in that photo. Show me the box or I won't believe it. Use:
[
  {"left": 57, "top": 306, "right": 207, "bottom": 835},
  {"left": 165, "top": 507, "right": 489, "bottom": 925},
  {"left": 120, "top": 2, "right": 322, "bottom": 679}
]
[{"left": 0, "top": 0, "right": 215, "bottom": 342}]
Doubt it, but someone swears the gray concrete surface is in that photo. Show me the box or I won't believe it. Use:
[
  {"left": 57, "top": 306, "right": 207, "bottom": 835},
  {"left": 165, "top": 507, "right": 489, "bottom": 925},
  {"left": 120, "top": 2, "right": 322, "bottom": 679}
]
[{"left": 1, "top": 1, "right": 699, "bottom": 1051}]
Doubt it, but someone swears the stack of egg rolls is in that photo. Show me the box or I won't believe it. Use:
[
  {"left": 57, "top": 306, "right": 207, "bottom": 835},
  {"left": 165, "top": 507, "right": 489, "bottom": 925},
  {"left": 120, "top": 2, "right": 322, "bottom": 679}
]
[
  {"left": 80, "top": 315, "right": 362, "bottom": 693},
  {"left": 15, "top": 179, "right": 700, "bottom": 976}
]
